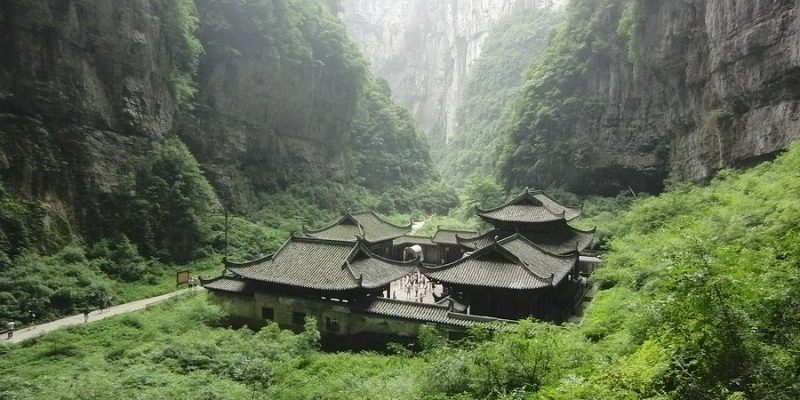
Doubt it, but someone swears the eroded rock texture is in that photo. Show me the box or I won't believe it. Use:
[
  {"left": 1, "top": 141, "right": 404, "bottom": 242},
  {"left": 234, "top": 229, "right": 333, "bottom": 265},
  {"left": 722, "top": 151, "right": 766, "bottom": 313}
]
[
  {"left": 503, "top": 0, "right": 800, "bottom": 195},
  {"left": 0, "top": 0, "right": 178, "bottom": 237}
]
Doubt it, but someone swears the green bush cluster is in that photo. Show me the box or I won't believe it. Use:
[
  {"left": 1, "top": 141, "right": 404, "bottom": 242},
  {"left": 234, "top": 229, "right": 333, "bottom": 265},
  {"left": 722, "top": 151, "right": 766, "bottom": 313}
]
[
  {"left": 3, "top": 139, "right": 800, "bottom": 400},
  {"left": 347, "top": 77, "right": 436, "bottom": 192},
  {"left": 110, "top": 139, "right": 215, "bottom": 263},
  {"left": 161, "top": 0, "right": 204, "bottom": 110}
]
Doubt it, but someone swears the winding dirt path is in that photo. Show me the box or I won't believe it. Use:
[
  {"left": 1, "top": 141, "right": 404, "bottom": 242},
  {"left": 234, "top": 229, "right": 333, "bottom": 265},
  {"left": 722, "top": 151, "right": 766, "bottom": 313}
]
[{"left": 1, "top": 288, "right": 203, "bottom": 345}]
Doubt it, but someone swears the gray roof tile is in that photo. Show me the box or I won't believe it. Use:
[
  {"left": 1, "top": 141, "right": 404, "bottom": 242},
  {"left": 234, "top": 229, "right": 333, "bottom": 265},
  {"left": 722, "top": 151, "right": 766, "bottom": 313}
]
[
  {"left": 227, "top": 237, "right": 417, "bottom": 291},
  {"left": 477, "top": 190, "right": 583, "bottom": 224},
  {"left": 362, "top": 298, "right": 510, "bottom": 327},
  {"left": 457, "top": 225, "right": 595, "bottom": 255},
  {"left": 424, "top": 235, "right": 577, "bottom": 289},
  {"left": 432, "top": 228, "right": 478, "bottom": 245},
  {"left": 305, "top": 211, "right": 411, "bottom": 243},
  {"left": 203, "top": 277, "right": 250, "bottom": 294}
]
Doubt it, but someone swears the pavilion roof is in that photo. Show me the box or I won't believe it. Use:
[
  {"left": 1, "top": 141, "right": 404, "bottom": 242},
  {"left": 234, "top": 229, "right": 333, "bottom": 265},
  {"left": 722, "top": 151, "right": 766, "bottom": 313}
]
[
  {"left": 202, "top": 276, "right": 252, "bottom": 294},
  {"left": 225, "top": 237, "right": 418, "bottom": 291},
  {"left": 457, "top": 225, "right": 595, "bottom": 255},
  {"left": 304, "top": 211, "right": 412, "bottom": 243},
  {"left": 432, "top": 228, "right": 479, "bottom": 245},
  {"left": 395, "top": 235, "right": 436, "bottom": 246},
  {"left": 423, "top": 235, "right": 577, "bottom": 290},
  {"left": 476, "top": 189, "right": 583, "bottom": 224},
  {"left": 361, "top": 298, "right": 511, "bottom": 328}
]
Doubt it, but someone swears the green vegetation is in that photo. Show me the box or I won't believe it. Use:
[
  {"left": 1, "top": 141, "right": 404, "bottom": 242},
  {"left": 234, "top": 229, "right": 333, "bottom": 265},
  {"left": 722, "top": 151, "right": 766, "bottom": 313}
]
[
  {"left": 347, "top": 77, "right": 435, "bottom": 192},
  {"left": 162, "top": 0, "right": 204, "bottom": 110},
  {"left": 3, "top": 145, "right": 800, "bottom": 399},
  {"left": 107, "top": 139, "right": 215, "bottom": 263},
  {"left": 497, "top": 0, "right": 638, "bottom": 190},
  {"left": 442, "top": 9, "right": 564, "bottom": 182},
  {"left": 194, "top": 0, "right": 454, "bottom": 216}
]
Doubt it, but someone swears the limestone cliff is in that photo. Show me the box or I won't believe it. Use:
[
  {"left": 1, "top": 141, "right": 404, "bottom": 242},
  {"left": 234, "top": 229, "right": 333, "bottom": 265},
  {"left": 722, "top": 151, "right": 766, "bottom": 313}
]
[
  {"left": 0, "top": 0, "right": 437, "bottom": 252},
  {"left": 179, "top": 0, "right": 367, "bottom": 209},
  {"left": 0, "top": 0, "right": 182, "bottom": 243},
  {"left": 500, "top": 0, "right": 800, "bottom": 195},
  {"left": 340, "top": 0, "right": 566, "bottom": 144}
]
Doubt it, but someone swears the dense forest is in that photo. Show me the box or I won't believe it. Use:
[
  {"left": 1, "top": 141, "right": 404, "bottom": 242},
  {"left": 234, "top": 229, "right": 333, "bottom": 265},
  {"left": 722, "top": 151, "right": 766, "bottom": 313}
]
[{"left": 2, "top": 0, "right": 800, "bottom": 399}]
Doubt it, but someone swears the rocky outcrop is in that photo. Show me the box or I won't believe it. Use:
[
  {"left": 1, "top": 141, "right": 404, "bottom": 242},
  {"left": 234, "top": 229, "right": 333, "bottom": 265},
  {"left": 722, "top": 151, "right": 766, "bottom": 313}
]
[
  {"left": 0, "top": 0, "right": 179, "bottom": 239},
  {"left": 340, "top": 0, "right": 566, "bottom": 143},
  {"left": 177, "top": 0, "right": 368, "bottom": 209},
  {"left": 0, "top": 0, "right": 436, "bottom": 248},
  {"left": 501, "top": 0, "right": 800, "bottom": 195},
  {"left": 651, "top": 0, "right": 800, "bottom": 181}
]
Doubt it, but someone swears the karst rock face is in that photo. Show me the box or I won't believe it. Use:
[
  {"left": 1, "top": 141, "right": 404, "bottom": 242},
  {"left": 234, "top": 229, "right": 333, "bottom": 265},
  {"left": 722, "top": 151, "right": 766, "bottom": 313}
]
[
  {"left": 648, "top": 0, "right": 800, "bottom": 182},
  {"left": 0, "top": 0, "right": 178, "bottom": 231},
  {"left": 0, "top": 0, "right": 364, "bottom": 235},
  {"left": 602, "top": 0, "right": 800, "bottom": 192},
  {"left": 339, "top": 0, "right": 566, "bottom": 144},
  {"left": 501, "top": 0, "right": 800, "bottom": 195}
]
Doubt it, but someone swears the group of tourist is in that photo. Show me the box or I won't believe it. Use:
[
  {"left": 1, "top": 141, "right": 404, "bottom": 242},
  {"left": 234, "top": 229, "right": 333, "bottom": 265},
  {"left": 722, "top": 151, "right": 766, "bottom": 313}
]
[{"left": 393, "top": 271, "right": 436, "bottom": 303}]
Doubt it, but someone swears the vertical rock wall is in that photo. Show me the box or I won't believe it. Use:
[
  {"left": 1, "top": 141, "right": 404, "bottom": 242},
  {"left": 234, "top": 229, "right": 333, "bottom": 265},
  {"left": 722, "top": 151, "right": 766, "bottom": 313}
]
[{"left": 0, "top": 0, "right": 178, "bottom": 235}]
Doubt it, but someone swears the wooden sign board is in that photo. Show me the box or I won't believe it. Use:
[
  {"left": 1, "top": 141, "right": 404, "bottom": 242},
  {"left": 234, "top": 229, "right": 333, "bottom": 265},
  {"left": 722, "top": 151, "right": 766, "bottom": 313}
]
[{"left": 176, "top": 270, "right": 190, "bottom": 285}]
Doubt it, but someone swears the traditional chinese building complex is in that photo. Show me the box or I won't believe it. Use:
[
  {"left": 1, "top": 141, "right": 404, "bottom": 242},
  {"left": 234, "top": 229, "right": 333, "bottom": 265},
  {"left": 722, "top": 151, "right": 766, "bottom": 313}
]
[{"left": 203, "top": 189, "right": 596, "bottom": 345}]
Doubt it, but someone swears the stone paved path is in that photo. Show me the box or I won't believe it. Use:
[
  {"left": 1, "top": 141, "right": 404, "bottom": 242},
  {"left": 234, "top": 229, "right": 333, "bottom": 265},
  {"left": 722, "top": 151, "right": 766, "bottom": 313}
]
[
  {"left": 410, "top": 218, "right": 427, "bottom": 235},
  {"left": 1, "top": 288, "right": 203, "bottom": 345}
]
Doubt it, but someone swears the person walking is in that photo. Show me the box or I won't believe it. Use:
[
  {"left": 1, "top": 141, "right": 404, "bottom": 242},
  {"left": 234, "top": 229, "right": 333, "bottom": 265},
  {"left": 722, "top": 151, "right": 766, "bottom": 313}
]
[
  {"left": 83, "top": 308, "right": 90, "bottom": 323},
  {"left": 6, "top": 321, "right": 15, "bottom": 339}
]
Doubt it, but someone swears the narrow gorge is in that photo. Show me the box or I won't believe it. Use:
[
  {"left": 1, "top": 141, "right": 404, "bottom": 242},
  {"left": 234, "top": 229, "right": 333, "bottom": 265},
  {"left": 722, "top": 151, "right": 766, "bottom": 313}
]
[{"left": 339, "top": 0, "right": 566, "bottom": 145}]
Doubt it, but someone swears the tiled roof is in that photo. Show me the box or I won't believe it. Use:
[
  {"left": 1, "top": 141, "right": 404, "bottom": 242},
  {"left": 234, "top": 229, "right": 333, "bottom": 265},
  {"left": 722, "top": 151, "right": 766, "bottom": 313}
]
[
  {"left": 348, "top": 253, "right": 421, "bottom": 289},
  {"left": 530, "top": 191, "right": 583, "bottom": 220},
  {"left": 423, "top": 235, "right": 577, "bottom": 289},
  {"left": 457, "top": 225, "right": 595, "bottom": 255},
  {"left": 500, "top": 236, "right": 576, "bottom": 284},
  {"left": 362, "top": 298, "right": 510, "bottom": 328},
  {"left": 202, "top": 277, "right": 251, "bottom": 294},
  {"left": 304, "top": 211, "right": 411, "bottom": 243},
  {"left": 521, "top": 226, "right": 595, "bottom": 255},
  {"left": 477, "top": 189, "right": 583, "bottom": 224},
  {"left": 227, "top": 237, "right": 418, "bottom": 291},
  {"left": 395, "top": 235, "right": 436, "bottom": 246},
  {"left": 456, "top": 232, "right": 495, "bottom": 251},
  {"left": 432, "top": 228, "right": 479, "bottom": 245}
]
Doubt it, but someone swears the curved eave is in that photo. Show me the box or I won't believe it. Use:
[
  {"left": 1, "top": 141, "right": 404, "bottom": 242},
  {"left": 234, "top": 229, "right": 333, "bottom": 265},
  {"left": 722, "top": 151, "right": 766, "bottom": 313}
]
[
  {"left": 421, "top": 273, "right": 552, "bottom": 290},
  {"left": 421, "top": 241, "right": 555, "bottom": 289},
  {"left": 475, "top": 189, "right": 583, "bottom": 222},
  {"left": 529, "top": 190, "right": 584, "bottom": 220},
  {"left": 476, "top": 210, "right": 566, "bottom": 224},
  {"left": 224, "top": 255, "right": 272, "bottom": 269},
  {"left": 303, "top": 214, "right": 352, "bottom": 234},
  {"left": 227, "top": 266, "right": 362, "bottom": 291},
  {"left": 346, "top": 244, "right": 420, "bottom": 289},
  {"left": 498, "top": 234, "right": 581, "bottom": 260},
  {"left": 351, "top": 243, "right": 421, "bottom": 267}
]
